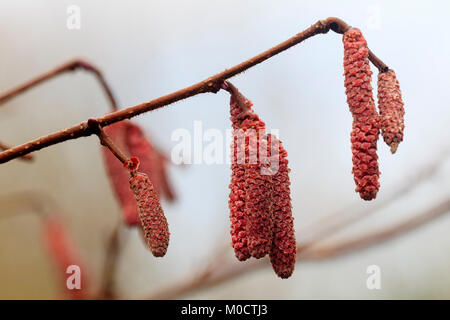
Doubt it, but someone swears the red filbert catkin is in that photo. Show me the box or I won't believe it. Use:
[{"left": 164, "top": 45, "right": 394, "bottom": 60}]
[
  {"left": 240, "top": 115, "right": 273, "bottom": 259},
  {"left": 343, "top": 28, "right": 381, "bottom": 201},
  {"left": 102, "top": 121, "right": 141, "bottom": 225},
  {"left": 228, "top": 84, "right": 273, "bottom": 259},
  {"left": 266, "top": 134, "right": 296, "bottom": 279},
  {"left": 42, "top": 217, "right": 88, "bottom": 299},
  {"left": 228, "top": 93, "right": 252, "bottom": 261},
  {"left": 129, "top": 171, "right": 170, "bottom": 257},
  {"left": 377, "top": 69, "right": 405, "bottom": 154}
]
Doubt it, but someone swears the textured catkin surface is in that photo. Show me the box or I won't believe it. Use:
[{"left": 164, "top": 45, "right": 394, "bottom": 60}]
[
  {"left": 240, "top": 116, "right": 273, "bottom": 259},
  {"left": 266, "top": 135, "right": 296, "bottom": 279},
  {"left": 102, "top": 121, "right": 141, "bottom": 225},
  {"left": 229, "top": 94, "right": 253, "bottom": 261},
  {"left": 129, "top": 172, "right": 169, "bottom": 257},
  {"left": 377, "top": 69, "right": 405, "bottom": 153},
  {"left": 343, "top": 28, "right": 381, "bottom": 201},
  {"left": 42, "top": 217, "right": 88, "bottom": 299},
  {"left": 228, "top": 90, "right": 273, "bottom": 260}
]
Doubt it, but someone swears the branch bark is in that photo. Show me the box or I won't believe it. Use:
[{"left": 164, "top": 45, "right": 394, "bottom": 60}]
[
  {"left": 0, "top": 141, "right": 33, "bottom": 161},
  {"left": 0, "top": 17, "right": 388, "bottom": 164}
]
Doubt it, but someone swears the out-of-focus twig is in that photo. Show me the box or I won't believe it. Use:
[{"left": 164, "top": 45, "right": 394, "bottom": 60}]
[
  {"left": 298, "top": 148, "right": 449, "bottom": 247},
  {"left": 301, "top": 198, "right": 450, "bottom": 260},
  {"left": 144, "top": 152, "right": 450, "bottom": 299},
  {"left": 98, "top": 223, "right": 121, "bottom": 299},
  {"left": 146, "top": 197, "right": 450, "bottom": 299},
  {"left": 0, "top": 59, "right": 117, "bottom": 111}
]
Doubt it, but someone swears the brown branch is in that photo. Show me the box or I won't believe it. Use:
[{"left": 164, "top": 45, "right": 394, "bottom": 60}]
[
  {"left": 0, "top": 141, "right": 33, "bottom": 161},
  {"left": 87, "top": 118, "right": 128, "bottom": 164},
  {"left": 146, "top": 198, "right": 450, "bottom": 299},
  {"left": 0, "top": 17, "right": 389, "bottom": 164},
  {"left": 0, "top": 59, "right": 118, "bottom": 110}
]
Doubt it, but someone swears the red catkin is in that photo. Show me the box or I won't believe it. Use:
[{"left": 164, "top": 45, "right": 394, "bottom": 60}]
[
  {"left": 266, "top": 134, "right": 296, "bottom": 279},
  {"left": 229, "top": 93, "right": 252, "bottom": 261},
  {"left": 102, "top": 121, "right": 175, "bottom": 225},
  {"left": 343, "top": 28, "right": 381, "bottom": 201},
  {"left": 240, "top": 115, "right": 273, "bottom": 259},
  {"left": 228, "top": 87, "right": 272, "bottom": 260},
  {"left": 377, "top": 69, "right": 405, "bottom": 154},
  {"left": 129, "top": 171, "right": 170, "bottom": 257},
  {"left": 42, "top": 217, "right": 88, "bottom": 299}
]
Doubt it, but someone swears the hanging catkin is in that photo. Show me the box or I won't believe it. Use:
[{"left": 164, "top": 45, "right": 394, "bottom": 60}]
[
  {"left": 343, "top": 28, "right": 381, "bottom": 201},
  {"left": 129, "top": 171, "right": 170, "bottom": 257},
  {"left": 266, "top": 134, "right": 296, "bottom": 279},
  {"left": 229, "top": 92, "right": 252, "bottom": 261},
  {"left": 42, "top": 217, "right": 88, "bottom": 299},
  {"left": 102, "top": 121, "right": 176, "bottom": 225},
  {"left": 241, "top": 114, "right": 273, "bottom": 259},
  {"left": 228, "top": 84, "right": 273, "bottom": 259},
  {"left": 377, "top": 69, "right": 405, "bottom": 154}
]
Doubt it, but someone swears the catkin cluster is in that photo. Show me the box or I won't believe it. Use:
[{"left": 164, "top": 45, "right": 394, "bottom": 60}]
[
  {"left": 343, "top": 28, "right": 381, "bottom": 201},
  {"left": 228, "top": 85, "right": 296, "bottom": 278}
]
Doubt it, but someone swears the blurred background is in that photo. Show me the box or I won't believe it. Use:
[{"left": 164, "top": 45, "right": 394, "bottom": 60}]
[{"left": 1, "top": 0, "right": 450, "bottom": 299}]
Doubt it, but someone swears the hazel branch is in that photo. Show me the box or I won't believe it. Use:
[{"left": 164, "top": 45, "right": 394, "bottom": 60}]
[
  {"left": 87, "top": 118, "right": 128, "bottom": 164},
  {"left": 0, "top": 59, "right": 118, "bottom": 110},
  {"left": 0, "top": 141, "right": 33, "bottom": 161},
  {"left": 0, "top": 17, "right": 389, "bottom": 164}
]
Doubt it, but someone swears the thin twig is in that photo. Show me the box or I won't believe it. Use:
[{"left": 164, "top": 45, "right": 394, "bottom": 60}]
[
  {"left": 0, "top": 141, "right": 33, "bottom": 161},
  {"left": 298, "top": 149, "right": 448, "bottom": 247},
  {"left": 0, "top": 17, "right": 388, "bottom": 164},
  {"left": 0, "top": 59, "right": 118, "bottom": 110},
  {"left": 146, "top": 198, "right": 450, "bottom": 299},
  {"left": 302, "top": 198, "right": 450, "bottom": 260},
  {"left": 87, "top": 118, "right": 128, "bottom": 164}
]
